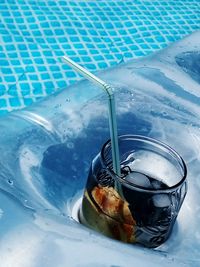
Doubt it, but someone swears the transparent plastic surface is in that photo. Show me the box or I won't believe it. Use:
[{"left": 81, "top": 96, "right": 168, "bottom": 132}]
[{"left": 0, "top": 32, "right": 200, "bottom": 266}]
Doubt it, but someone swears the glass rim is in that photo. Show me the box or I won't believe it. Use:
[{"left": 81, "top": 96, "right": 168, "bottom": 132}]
[{"left": 100, "top": 134, "right": 187, "bottom": 193}]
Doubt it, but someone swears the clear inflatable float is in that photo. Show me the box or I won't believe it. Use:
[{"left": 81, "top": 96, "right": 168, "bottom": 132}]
[{"left": 0, "top": 31, "right": 200, "bottom": 267}]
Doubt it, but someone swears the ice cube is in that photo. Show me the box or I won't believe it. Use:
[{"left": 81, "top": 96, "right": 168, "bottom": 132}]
[
  {"left": 152, "top": 194, "right": 171, "bottom": 208},
  {"left": 131, "top": 150, "right": 181, "bottom": 187},
  {"left": 151, "top": 179, "right": 168, "bottom": 190},
  {"left": 125, "top": 172, "right": 152, "bottom": 188}
]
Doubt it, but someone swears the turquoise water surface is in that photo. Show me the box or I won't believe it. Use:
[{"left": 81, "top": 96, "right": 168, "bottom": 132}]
[{"left": 0, "top": 0, "right": 200, "bottom": 114}]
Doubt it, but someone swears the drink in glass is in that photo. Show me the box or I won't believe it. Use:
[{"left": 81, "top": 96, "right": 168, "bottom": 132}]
[{"left": 79, "top": 135, "right": 187, "bottom": 248}]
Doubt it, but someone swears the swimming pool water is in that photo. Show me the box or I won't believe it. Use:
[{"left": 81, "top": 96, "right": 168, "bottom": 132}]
[{"left": 0, "top": 0, "right": 200, "bottom": 114}]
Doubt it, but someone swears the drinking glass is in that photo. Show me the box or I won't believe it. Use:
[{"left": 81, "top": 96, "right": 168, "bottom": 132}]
[{"left": 79, "top": 135, "right": 187, "bottom": 248}]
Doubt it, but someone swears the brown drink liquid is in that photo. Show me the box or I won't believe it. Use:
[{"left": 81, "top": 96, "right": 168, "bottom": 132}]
[{"left": 79, "top": 168, "right": 178, "bottom": 248}]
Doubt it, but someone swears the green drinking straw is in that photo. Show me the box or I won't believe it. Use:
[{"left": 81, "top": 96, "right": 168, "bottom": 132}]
[{"left": 62, "top": 56, "right": 121, "bottom": 177}]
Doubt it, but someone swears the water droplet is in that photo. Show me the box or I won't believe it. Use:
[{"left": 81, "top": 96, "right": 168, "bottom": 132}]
[
  {"left": 67, "top": 142, "right": 74, "bottom": 149},
  {"left": 7, "top": 179, "right": 13, "bottom": 185}
]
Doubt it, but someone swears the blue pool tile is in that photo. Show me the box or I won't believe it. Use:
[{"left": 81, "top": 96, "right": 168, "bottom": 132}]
[
  {"left": 46, "top": 58, "right": 57, "bottom": 64},
  {"left": 55, "top": 29, "right": 64, "bottom": 35},
  {"left": 155, "top": 36, "right": 166, "bottom": 42},
  {"left": 14, "top": 67, "right": 24, "bottom": 74},
  {"left": 3, "top": 36, "right": 12, "bottom": 42},
  {"left": 40, "top": 21, "right": 50, "bottom": 28},
  {"left": 15, "top": 17, "right": 24, "bottom": 23},
  {"left": 23, "top": 97, "right": 33, "bottom": 106},
  {"left": 1, "top": 11, "right": 10, "bottom": 16},
  {"left": 37, "top": 15, "right": 46, "bottom": 21},
  {"left": 66, "top": 28, "right": 76, "bottom": 35},
  {"left": 20, "top": 51, "right": 30, "bottom": 58},
  {"left": 55, "top": 50, "right": 64, "bottom": 56},
  {"left": 57, "top": 80, "right": 67, "bottom": 88},
  {"left": 30, "top": 24, "right": 39, "bottom": 29},
  {"left": 146, "top": 37, "right": 155, "bottom": 43},
  {"left": 34, "top": 58, "right": 44, "bottom": 64},
  {"left": 31, "top": 51, "right": 41, "bottom": 57},
  {"left": 66, "top": 50, "right": 76, "bottom": 56},
  {"left": 70, "top": 36, "right": 80, "bottom": 42},
  {"left": 4, "top": 18, "right": 14, "bottom": 23},
  {"left": 53, "top": 72, "right": 63, "bottom": 79},
  {"left": 2, "top": 68, "right": 12, "bottom": 75},
  {"left": 124, "top": 52, "right": 134, "bottom": 58},
  {"left": 20, "top": 83, "right": 31, "bottom": 91},
  {"left": 74, "top": 43, "right": 84, "bottom": 49},
  {"left": 82, "top": 56, "right": 92, "bottom": 62},
  {"left": 7, "top": 88, "right": 19, "bottom": 97},
  {"left": 78, "top": 50, "right": 87, "bottom": 55},
  {"left": 129, "top": 43, "right": 140, "bottom": 50},
  {"left": 32, "top": 30, "right": 42, "bottom": 37},
  {"left": 90, "top": 49, "right": 99, "bottom": 55},
  {"left": 134, "top": 51, "right": 146, "bottom": 56},
  {"left": 23, "top": 11, "right": 32, "bottom": 16},
  {"left": 93, "top": 23, "right": 103, "bottom": 29},
  {"left": 1, "top": 60, "right": 9, "bottom": 66},
  {"left": 9, "top": 98, "right": 21, "bottom": 107},
  {"left": 0, "top": 84, "right": 6, "bottom": 95},
  {"left": 21, "top": 90, "right": 31, "bottom": 97},
  {"left": 28, "top": 74, "right": 39, "bottom": 80},
  {"left": 6, "top": 45, "right": 15, "bottom": 51},
  {"left": 44, "top": 81, "right": 54, "bottom": 88},
  {"left": 26, "top": 66, "right": 35, "bottom": 73},
  {"left": 0, "top": 99, "right": 7, "bottom": 107},
  {"left": 66, "top": 71, "right": 76, "bottom": 78},
  {"left": 142, "top": 31, "right": 151, "bottom": 37},
  {"left": 0, "top": 53, "right": 6, "bottom": 59},
  {"left": 32, "top": 82, "right": 42, "bottom": 90},
  {"left": 33, "top": 87, "right": 43, "bottom": 95},
  {"left": 98, "top": 62, "right": 108, "bottom": 68},
  {"left": 37, "top": 66, "right": 47, "bottom": 72},
  {"left": 58, "top": 37, "right": 68, "bottom": 43},
  {"left": 94, "top": 55, "right": 104, "bottom": 61},
  {"left": 1, "top": 28, "right": 11, "bottom": 34},
  {"left": 44, "top": 29, "right": 54, "bottom": 36},
  {"left": 45, "top": 87, "right": 54, "bottom": 94},
  {"left": 150, "top": 44, "right": 160, "bottom": 49},
  {"left": 85, "top": 63, "right": 97, "bottom": 70},
  {"left": 5, "top": 76, "right": 16, "bottom": 83},
  {"left": 105, "top": 22, "right": 114, "bottom": 30},
  {"left": 105, "top": 54, "right": 114, "bottom": 60},
  {"left": 96, "top": 43, "right": 107, "bottom": 49}
]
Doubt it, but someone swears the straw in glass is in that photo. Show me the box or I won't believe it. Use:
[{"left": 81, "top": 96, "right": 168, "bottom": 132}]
[{"left": 62, "top": 56, "right": 121, "bottom": 177}]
